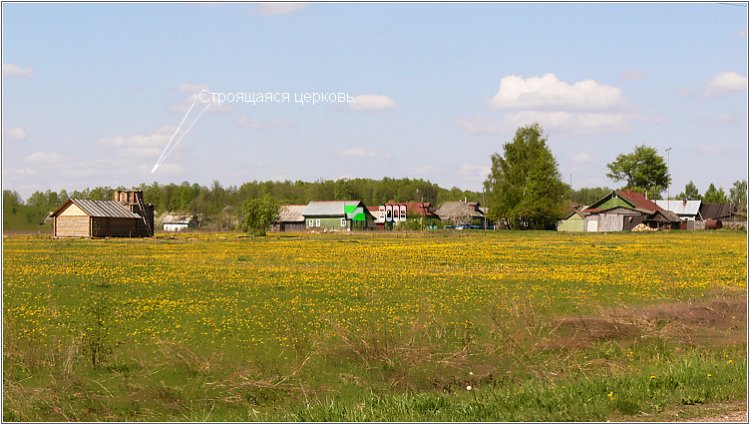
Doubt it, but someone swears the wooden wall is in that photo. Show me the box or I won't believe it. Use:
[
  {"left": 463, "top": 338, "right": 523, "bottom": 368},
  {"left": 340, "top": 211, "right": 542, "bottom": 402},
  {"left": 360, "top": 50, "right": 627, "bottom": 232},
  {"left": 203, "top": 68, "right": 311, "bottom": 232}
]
[
  {"left": 91, "top": 217, "right": 139, "bottom": 237},
  {"left": 55, "top": 216, "right": 90, "bottom": 237}
]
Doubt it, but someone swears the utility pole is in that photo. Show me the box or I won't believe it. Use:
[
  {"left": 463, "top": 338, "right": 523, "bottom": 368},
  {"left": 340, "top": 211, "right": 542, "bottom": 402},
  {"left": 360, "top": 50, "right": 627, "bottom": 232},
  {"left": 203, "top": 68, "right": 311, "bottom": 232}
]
[
  {"left": 665, "top": 147, "right": 672, "bottom": 211},
  {"left": 482, "top": 188, "right": 487, "bottom": 229}
]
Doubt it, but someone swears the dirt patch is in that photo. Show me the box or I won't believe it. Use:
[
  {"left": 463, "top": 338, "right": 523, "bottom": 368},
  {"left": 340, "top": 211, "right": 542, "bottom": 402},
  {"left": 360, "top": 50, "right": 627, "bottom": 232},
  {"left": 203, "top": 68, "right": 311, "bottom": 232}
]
[
  {"left": 613, "top": 400, "right": 748, "bottom": 422},
  {"left": 540, "top": 295, "right": 747, "bottom": 351}
]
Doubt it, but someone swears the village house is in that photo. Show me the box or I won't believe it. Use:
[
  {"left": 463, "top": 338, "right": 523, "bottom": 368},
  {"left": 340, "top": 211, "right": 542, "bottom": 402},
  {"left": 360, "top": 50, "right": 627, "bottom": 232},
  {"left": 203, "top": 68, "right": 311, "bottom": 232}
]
[
  {"left": 162, "top": 213, "right": 199, "bottom": 232},
  {"left": 434, "top": 200, "right": 486, "bottom": 227},
  {"left": 303, "top": 200, "right": 374, "bottom": 231},
  {"left": 655, "top": 200, "right": 702, "bottom": 221},
  {"left": 272, "top": 205, "right": 306, "bottom": 232},
  {"left": 404, "top": 202, "right": 441, "bottom": 229},
  {"left": 558, "top": 190, "right": 679, "bottom": 232},
  {"left": 405, "top": 202, "right": 440, "bottom": 222},
  {"left": 51, "top": 189, "right": 154, "bottom": 238}
]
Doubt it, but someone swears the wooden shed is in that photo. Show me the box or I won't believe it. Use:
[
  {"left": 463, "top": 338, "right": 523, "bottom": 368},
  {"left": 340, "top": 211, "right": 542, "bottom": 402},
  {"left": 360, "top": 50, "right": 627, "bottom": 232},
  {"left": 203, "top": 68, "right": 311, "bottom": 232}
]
[
  {"left": 51, "top": 190, "right": 154, "bottom": 238},
  {"left": 557, "top": 209, "right": 587, "bottom": 232},
  {"left": 272, "top": 205, "right": 306, "bottom": 232}
]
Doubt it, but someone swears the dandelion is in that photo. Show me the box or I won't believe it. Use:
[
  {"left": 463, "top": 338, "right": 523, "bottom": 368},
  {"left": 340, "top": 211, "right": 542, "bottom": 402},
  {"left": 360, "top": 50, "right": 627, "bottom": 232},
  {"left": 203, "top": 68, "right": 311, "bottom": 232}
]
[
  {"left": 649, "top": 375, "right": 656, "bottom": 380},
  {"left": 607, "top": 392, "right": 615, "bottom": 399},
  {"left": 728, "top": 360, "right": 734, "bottom": 365},
  {"left": 706, "top": 373, "right": 712, "bottom": 380},
  {"left": 466, "top": 385, "right": 473, "bottom": 391}
]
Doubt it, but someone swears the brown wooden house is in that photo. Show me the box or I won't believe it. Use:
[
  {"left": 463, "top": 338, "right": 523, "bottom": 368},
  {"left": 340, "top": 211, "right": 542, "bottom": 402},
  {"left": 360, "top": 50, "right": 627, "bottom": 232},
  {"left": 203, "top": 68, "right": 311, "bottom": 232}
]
[{"left": 51, "top": 190, "right": 154, "bottom": 238}]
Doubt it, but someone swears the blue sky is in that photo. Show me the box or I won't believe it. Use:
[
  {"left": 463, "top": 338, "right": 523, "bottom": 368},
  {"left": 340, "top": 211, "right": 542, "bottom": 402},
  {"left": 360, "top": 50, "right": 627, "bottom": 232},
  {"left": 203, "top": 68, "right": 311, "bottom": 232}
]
[{"left": 3, "top": 2, "right": 747, "bottom": 199}]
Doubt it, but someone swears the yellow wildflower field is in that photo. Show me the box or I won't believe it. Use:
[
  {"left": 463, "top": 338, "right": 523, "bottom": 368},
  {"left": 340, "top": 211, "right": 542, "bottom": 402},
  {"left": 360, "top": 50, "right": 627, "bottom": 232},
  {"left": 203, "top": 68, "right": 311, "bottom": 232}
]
[{"left": 3, "top": 231, "right": 745, "bottom": 349}]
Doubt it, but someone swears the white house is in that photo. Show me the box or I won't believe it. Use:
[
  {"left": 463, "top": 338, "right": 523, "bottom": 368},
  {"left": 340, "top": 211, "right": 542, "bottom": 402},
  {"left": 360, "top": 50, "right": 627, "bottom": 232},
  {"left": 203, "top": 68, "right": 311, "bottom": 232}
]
[{"left": 162, "top": 213, "right": 198, "bottom": 232}]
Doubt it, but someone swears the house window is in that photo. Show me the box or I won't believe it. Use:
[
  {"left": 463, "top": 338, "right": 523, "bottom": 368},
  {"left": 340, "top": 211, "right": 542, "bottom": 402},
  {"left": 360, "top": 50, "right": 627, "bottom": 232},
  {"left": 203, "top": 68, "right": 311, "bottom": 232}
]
[
  {"left": 315, "top": 219, "right": 320, "bottom": 227},
  {"left": 308, "top": 219, "right": 314, "bottom": 227},
  {"left": 341, "top": 218, "right": 347, "bottom": 227}
]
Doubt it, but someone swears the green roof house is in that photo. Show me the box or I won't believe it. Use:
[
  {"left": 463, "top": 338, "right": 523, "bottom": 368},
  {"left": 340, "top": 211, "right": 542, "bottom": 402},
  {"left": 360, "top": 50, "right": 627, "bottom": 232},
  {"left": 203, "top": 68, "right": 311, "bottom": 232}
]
[
  {"left": 303, "top": 200, "right": 374, "bottom": 231},
  {"left": 581, "top": 190, "right": 680, "bottom": 232}
]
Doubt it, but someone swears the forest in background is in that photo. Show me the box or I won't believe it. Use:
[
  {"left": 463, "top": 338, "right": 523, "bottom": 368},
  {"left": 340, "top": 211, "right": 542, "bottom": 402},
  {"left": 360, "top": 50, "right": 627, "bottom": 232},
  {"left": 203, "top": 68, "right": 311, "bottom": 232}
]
[{"left": 2, "top": 177, "right": 614, "bottom": 232}]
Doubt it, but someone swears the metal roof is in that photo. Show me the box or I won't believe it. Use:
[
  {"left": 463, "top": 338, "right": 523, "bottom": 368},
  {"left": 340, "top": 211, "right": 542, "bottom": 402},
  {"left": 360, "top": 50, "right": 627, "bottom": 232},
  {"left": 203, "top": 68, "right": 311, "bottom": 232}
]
[
  {"left": 162, "top": 213, "right": 197, "bottom": 224},
  {"left": 277, "top": 205, "right": 306, "bottom": 222},
  {"left": 655, "top": 200, "right": 702, "bottom": 216},
  {"left": 303, "top": 201, "right": 362, "bottom": 217},
  {"left": 699, "top": 203, "right": 735, "bottom": 220},
  {"left": 65, "top": 199, "right": 141, "bottom": 219}
]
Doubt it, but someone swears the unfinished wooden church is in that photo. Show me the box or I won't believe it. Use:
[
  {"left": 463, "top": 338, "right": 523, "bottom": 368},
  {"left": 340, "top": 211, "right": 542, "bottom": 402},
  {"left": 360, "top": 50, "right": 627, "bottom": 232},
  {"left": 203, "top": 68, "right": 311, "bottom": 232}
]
[{"left": 51, "top": 189, "right": 154, "bottom": 238}]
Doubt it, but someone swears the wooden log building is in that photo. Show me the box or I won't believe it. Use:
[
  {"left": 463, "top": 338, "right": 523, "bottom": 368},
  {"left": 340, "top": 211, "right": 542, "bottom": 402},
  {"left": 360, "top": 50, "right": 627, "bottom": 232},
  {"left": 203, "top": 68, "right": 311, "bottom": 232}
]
[{"left": 51, "top": 189, "right": 154, "bottom": 238}]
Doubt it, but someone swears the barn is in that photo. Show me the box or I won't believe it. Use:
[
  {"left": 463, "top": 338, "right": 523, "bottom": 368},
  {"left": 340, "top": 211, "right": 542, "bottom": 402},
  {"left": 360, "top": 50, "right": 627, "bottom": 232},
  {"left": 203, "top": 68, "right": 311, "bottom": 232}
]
[
  {"left": 51, "top": 190, "right": 154, "bottom": 238},
  {"left": 273, "top": 205, "right": 306, "bottom": 232}
]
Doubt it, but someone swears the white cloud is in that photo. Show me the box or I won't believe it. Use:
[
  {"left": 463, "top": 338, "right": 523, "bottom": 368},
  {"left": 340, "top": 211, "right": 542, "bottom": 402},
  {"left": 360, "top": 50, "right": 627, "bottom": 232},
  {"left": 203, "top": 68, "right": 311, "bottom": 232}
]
[
  {"left": 619, "top": 69, "right": 649, "bottom": 81},
  {"left": 235, "top": 116, "right": 293, "bottom": 130},
  {"left": 341, "top": 148, "right": 376, "bottom": 158},
  {"left": 460, "top": 73, "right": 637, "bottom": 137},
  {"left": 456, "top": 116, "right": 509, "bottom": 135},
  {"left": 349, "top": 94, "right": 398, "bottom": 111},
  {"left": 704, "top": 71, "right": 747, "bottom": 96},
  {"left": 573, "top": 152, "right": 594, "bottom": 162},
  {"left": 489, "top": 74, "right": 626, "bottom": 111},
  {"left": 4, "top": 127, "right": 27, "bottom": 141},
  {"left": 97, "top": 126, "right": 175, "bottom": 158},
  {"left": 702, "top": 113, "right": 737, "bottom": 125},
  {"left": 406, "top": 164, "right": 439, "bottom": 176},
  {"left": 2, "top": 63, "right": 33, "bottom": 77},
  {"left": 8, "top": 168, "right": 36, "bottom": 177},
  {"left": 459, "top": 164, "right": 491, "bottom": 183},
  {"left": 458, "top": 111, "right": 634, "bottom": 137},
  {"left": 175, "top": 83, "right": 231, "bottom": 113},
  {"left": 25, "top": 151, "right": 64, "bottom": 165},
  {"left": 252, "top": 3, "right": 306, "bottom": 16}
]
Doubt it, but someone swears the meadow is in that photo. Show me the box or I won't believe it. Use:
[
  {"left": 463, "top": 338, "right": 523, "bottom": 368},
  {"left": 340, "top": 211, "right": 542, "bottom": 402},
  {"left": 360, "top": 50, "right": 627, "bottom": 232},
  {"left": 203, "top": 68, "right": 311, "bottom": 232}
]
[{"left": 3, "top": 231, "right": 747, "bottom": 421}]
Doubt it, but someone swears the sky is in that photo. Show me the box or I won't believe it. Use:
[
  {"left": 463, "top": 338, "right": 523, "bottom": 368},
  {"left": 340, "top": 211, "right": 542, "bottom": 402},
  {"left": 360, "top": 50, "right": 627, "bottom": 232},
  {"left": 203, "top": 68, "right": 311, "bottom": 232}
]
[{"left": 2, "top": 2, "right": 748, "bottom": 199}]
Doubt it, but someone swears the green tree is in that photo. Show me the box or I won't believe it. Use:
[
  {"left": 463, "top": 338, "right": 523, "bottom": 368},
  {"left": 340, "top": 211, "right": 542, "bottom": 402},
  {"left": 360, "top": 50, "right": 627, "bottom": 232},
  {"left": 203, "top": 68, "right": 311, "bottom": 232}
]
[
  {"left": 703, "top": 183, "right": 728, "bottom": 203},
  {"left": 606, "top": 145, "right": 670, "bottom": 198},
  {"left": 484, "top": 123, "right": 568, "bottom": 230},
  {"left": 677, "top": 181, "right": 701, "bottom": 200},
  {"left": 241, "top": 194, "right": 280, "bottom": 236},
  {"left": 729, "top": 180, "right": 747, "bottom": 207},
  {"left": 569, "top": 187, "right": 612, "bottom": 206},
  {"left": 3, "top": 190, "right": 22, "bottom": 215}
]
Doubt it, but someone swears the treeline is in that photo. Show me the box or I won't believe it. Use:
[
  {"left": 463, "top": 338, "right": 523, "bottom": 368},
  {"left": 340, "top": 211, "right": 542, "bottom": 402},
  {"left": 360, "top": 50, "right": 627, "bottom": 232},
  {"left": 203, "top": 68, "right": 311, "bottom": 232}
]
[{"left": 3, "top": 178, "right": 484, "bottom": 230}]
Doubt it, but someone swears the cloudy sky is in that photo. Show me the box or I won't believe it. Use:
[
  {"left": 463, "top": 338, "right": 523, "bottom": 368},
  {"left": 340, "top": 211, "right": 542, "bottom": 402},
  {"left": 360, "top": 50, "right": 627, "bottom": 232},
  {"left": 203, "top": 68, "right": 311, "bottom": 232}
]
[{"left": 3, "top": 3, "right": 747, "bottom": 198}]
